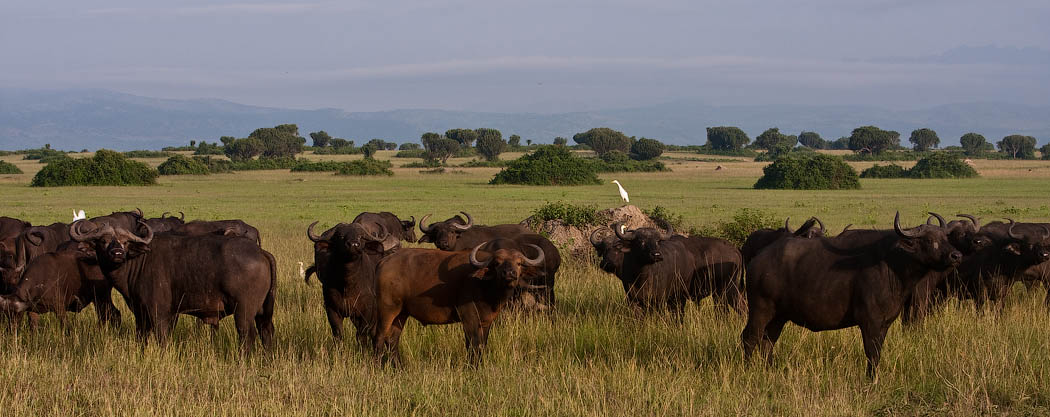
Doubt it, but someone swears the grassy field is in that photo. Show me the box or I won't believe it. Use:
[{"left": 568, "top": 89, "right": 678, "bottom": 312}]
[{"left": 0, "top": 150, "right": 1048, "bottom": 415}]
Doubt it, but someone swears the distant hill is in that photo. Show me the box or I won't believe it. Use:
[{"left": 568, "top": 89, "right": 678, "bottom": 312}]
[{"left": 1, "top": 88, "right": 1047, "bottom": 150}]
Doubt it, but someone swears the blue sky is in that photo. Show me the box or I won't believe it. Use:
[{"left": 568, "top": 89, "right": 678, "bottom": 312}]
[{"left": 2, "top": 0, "right": 1048, "bottom": 112}]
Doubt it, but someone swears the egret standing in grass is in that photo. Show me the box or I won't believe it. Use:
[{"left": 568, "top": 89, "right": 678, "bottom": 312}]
[
  {"left": 298, "top": 261, "right": 306, "bottom": 280},
  {"left": 611, "top": 180, "right": 629, "bottom": 203}
]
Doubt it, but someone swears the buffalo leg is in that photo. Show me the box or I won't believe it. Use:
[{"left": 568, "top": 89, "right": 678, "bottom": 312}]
[
  {"left": 325, "top": 307, "right": 345, "bottom": 341},
  {"left": 255, "top": 312, "right": 275, "bottom": 353},
  {"left": 94, "top": 292, "right": 122, "bottom": 329},
  {"left": 153, "top": 315, "right": 175, "bottom": 347},
  {"left": 350, "top": 316, "right": 372, "bottom": 352},
  {"left": 859, "top": 321, "right": 889, "bottom": 379},
  {"left": 741, "top": 300, "right": 775, "bottom": 361},
  {"left": 234, "top": 305, "right": 258, "bottom": 355},
  {"left": 760, "top": 318, "right": 788, "bottom": 365},
  {"left": 374, "top": 306, "right": 406, "bottom": 366}
]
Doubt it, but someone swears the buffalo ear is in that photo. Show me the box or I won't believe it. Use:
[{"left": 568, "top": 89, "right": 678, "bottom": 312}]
[
  {"left": 471, "top": 268, "right": 490, "bottom": 279},
  {"left": 314, "top": 241, "right": 329, "bottom": 251},
  {"left": 1003, "top": 243, "right": 1022, "bottom": 256},
  {"left": 896, "top": 238, "right": 919, "bottom": 253},
  {"left": 127, "top": 242, "right": 150, "bottom": 258},
  {"left": 75, "top": 242, "right": 98, "bottom": 262},
  {"left": 363, "top": 240, "right": 385, "bottom": 255},
  {"left": 417, "top": 235, "right": 432, "bottom": 243}
]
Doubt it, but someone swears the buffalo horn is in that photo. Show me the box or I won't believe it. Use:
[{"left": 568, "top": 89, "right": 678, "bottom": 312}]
[
  {"left": 307, "top": 221, "right": 324, "bottom": 242},
  {"left": 70, "top": 220, "right": 108, "bottom": 242},
  {"left": 452, "top": 211, "right": 474, "bottom": 231},
  {"left": 161, "top": 211, "right": 171, "bottom": 218},
  {"left": 590, "top": 228, "right": 607, "bottom": 246},
  {"left": 813, "top": 217, "right": 826, "bottom": 234},
  {"left": 127, "top": 221, "right": 154, "bottom": 245},
  {"left": 363, "top": 224, "right": 387, "bottom": 242},
  {"left": 1042, "top": 225, "right": 1050, "bottom": 241},
  {"left": 1006, "top": 218, "right": 1023, "bottom": 239},
  {"left": 406, "top": 215, "right": 416, "bottom": 228},
  {"left": 133, "top": 208, "right": 143, "bottom": 217},
  {"left": 26, "top": 228, "right": 44, "bottom": 246},
  {"left": 842, "top": 224, "right": 853, "bottom": 233},
  {"left": 523, "top": 244, "right": 545, "bottom": 267},
  {"left": 418, "top": 214, "right": 434, "bottom": 233},
  {"left": 178, "top": 212, "right": 185, "bottom": 221},
  {"left": 894, "top": 212, "right": 921, "bottom": 238},
  {"left": 956, "top": 214, "right": 980, "bottom": 232},
  {"left": 613, "top": 222, "right": 635, "bottom": 240},
  {"left": 784, "top": 217, "right": 792, "bottom": 232},
  {"left": 928, "top": 212, "right": 946, "bottom": 228},
  {"left": 470, "top": 242, "right": 491, "bottom": 269}
]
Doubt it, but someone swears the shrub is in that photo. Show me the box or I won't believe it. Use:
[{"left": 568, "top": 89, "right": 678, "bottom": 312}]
[
  {"left": 228, "top": 156, "right": 298, "bottom": 171},
  {"left": 123, "top": 150, "right": 174, "bottom": 158},
  {"left": 574, "top": 128, "right": 632, "bottom": 157},
  {"left": 395, "top": 149, "right": 426, "bottom": 158},
  {"left": 600, "top": 150, "right": 631, "bottom": 164},
  {"left": 157, "top": 155, "right": 210, "bottom": 175},
  {"left": 193, "top": 141, "right": 224, "bottom": 155},
  {"left": 697, "top": 208, "right": 780, "bottom": 246},
  {"left": 224, "top": 137, "right": 264, "bottom": 161},
  {"left": 399, "top": 143, "right": 421, "bottom": 151},
  {"left": 860, "top": 163, "right": 909, "bottom": 178},
  {"left": 458, "top": 159, "right": 510, "bottom": 168},
  {"left": 908, "top": 153, "right": 978, "bottom": 178},
  {"left": 591, "top": 158, "right": 669, "bottom": 173},
  {"left": 31, "top": 149, "right": 158, "bottom": 187},
  {"left": 0, "top": 161, "right": 23, "bottom": 174},
  {"left": 695, "top": 145, "right": 758, "bottom": 157},
  {"left": 22, "top": 147, "right": 67, "bottom": 160},
  {"left": 842, "top": 151, "right": 929, "bottom": 162},
  {"left": 644, "top": 206, "right": 684, "bottom": 231},
  {"left": 476, "top": 130, "right": 508, "bottom": 161},
  {"left": 192, "top": 156, "right": 232, "bottom": 173},
  {"left": 336, "top": 159, "right": 394, "bottom": 176},
  {"left": 490, "top": 146, "right": 602, "bottom": 186},
  {"left": 754, "top": 153, "right": 860, "bottom": 190},
  {"left": 290, "top": 160, "right": 354, "bottom": 172},
  {"left": 528, "top": 201, "right": 603, "bottom": 228},
  {"left": 38, "top": 154, "right": 72, "bottom": 164},
  {"left": 361, "top": 145, "right": 377, "bottom": 159},
  {"left": 630, "top": 138, "right": 664, "bottom": 160},
  {"left": 706, "top": 127, "right": 750, "bottom": 151},
  {"left": 403, "top": 160, "right": 443, "bottom": 168}
]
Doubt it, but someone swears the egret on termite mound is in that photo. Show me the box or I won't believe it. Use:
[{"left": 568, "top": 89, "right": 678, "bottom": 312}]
[{"left": 611, "top": 180, "right": 629, "bottom": 203}]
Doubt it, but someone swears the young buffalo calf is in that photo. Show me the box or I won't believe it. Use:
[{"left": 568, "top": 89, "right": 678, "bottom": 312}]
[{"left": 372, "top": 239, "right": 545, "bottom": 365}]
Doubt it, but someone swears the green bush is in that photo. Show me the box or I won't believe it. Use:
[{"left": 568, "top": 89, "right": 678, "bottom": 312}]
[
  {"left": 157, "top": 155, "right": 210, "bottom": 175},
  {"left": 395, "top": 149, "right": 426, "bottom": 158},
  {"left": 591, "top": 159, "right": 669, "bottom": 173},
  {"left": 630, "top": 138, "right": 665, "bottom": 160},
  {"left": 313, "top": 146, "right": 361, "bottom": 155},
  {"left": 528, "top": 201, "right": 604, "bottom": 228},
  {"left": 695, "top": 145, "right": 758, "bottom": 157},
  {"left": 403, "top": 160, "right": 443, "bottom": 168},
  {"left": 38, "top": 154, "right": 72, "bottom": 164},
  {"left": 228, "top": 156, "right": 298, "bottom": 171},
  {"left": 490, "top": 146, "right": 602, "bottom": 186},
  {"left": 31, "top": 150, "right": 158, "bottom": 187},
  {"left": 458, "top": 159, "right": 510, "bottom": 168},
  {"left": 696, "top": 208, "right": 781, "bottom": 246},
  {"left": 754, "top": 153, "right": 860, "bottom": 190},
  {"left": 193, "top": 156, "right": 232, "bottom": 173},
  {"left": 860, "top": 163, "right": 909, "bottom": 178},
  {"left": 600, "top": 150, "right": 631, "bottom": 164},
  {"left": 0, "top": 161, "right": 23, "bottom": 174},
  {"left": 336, "top": 159, "right": 394, "bottom": 176},
  {"left": 22, "top": 148, "right": 67, "bottom": 160},
  {"left": 123, "top": 150, "right": 174, "bottom": 158},
  {"left": 908, "top": 153, "right": 978, "bottom": 178},
  {"left": 644, "top": 206, "right": 684, "bottom": 231}
]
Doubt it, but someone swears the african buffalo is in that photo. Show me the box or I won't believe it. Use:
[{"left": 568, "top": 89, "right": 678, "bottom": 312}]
[
  {"left": 743, "top": 212, "right": 962, "bottom": 377},
  {"left": 943, "top": 219, "right": 1050, "bottom": 313},
  {"left": 740, "top": 217, "right": 825, "bottom": 265},
  {"left": 0, "top": 240, "right": 120, "bottom": 327},
  {"left": 0, "top": 217, "right": 32, "bottom": 291},
  {"left": 143, "top": 212, "right": 185, "bottom": 233},
  {"left": 372, "top": 240, "right": 546, "bottom": 365},
  {"left": 352, "top": 212, "right": 417, "bottom": 243},
  {"left": 306, "top": 221, "right": 396, "bottom": 346},
  {"left": 0, "top": 222, "right": 70, "bottom": 290},
  {"left": 171, "top": 219, "right": 262, "bottom": 245},
  {"left": 68, "top": 220, "right": 276, "bottom": 353},
  {"left": 900, "top": 214, "right": 991, "bottom": 324}
]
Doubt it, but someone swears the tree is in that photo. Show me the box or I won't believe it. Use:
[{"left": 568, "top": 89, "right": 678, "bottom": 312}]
[
  {"left": 574, "top": 128, "right": 631, "bottom": 156},
  {"left": 476, "top": 132, "right": 508, "bottom": 161},
  {"left": 908, "top": 128, "right": 940, "bottom": 151},
  {"left": 190, "top": 140, "right": 197, "bottom": 147},
  {"left": 249, "top": 124, "right": 305, "bottom": 158},
  {"left": 423, "top": 137, "right": 460, "bottom": 165},
  {"left": 754, "top": 128, "right": 798, "bottom": 151},
  {"left": 361, "top": 144, "right": 377, "bottom": 159},
  {"left": 552, "top": 137, "right": 566, "bottom": 146},
  {"left": 330, "top": 138, "right": 352, "bottom": 149},
  {"left": 310, "top": 131, "right": 332, "bottom": 148},
  {"left": 848, "top": 126, "right": 899, "bottom": 155},
  {"left": 220, "top": 136, "right": 236, "bottom": 147},
  {"left": 997, "top": 134, "right": 1037, "bottom": 159},
  {"left": 508, "top": 134, "right": 521, "bottom": 148},
  {"left": 705, "top": 126, "right": 750, "bottom": 151},
  {"left": 399, "top": 143, "right": 421, "bottom": 151},
  {"left": 1040, "top": 143, "right": 1050, "bottom": 160},
  {"left": 446, "top": 128, "right": 478, "bottom": 147},
  {"left": 223, "top": 138, "right": 264, "bottom": 162},
  {"left": 527, "top": 139, "right": 533, "bottom": 146},
  {"left": 798, "top": 131, "right": 825, "bottom": 149},
  {"left": 828, "top": 137, "right": 850, "bottom": 150},
  {"left": 630, "top": 138, "right": 665, "bottom": 160},
  {"left": 960, "top": 133, "right": 989, "bottom": 156}
]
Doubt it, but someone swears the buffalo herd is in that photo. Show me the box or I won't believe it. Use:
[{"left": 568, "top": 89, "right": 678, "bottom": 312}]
[{"left": 0, "top": 208, "right": 1048, "bottom": 376}]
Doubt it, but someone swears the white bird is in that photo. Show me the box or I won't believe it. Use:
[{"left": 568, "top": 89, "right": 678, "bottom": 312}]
[
  {"left": 611, "top": 180, "right": 629, "bottom": 203},
  {"left": 72, "top": 209, "right": 86, "bottom": 221},
  {"left": 297, "top": 261, "right": 306, "bottom": 279}
]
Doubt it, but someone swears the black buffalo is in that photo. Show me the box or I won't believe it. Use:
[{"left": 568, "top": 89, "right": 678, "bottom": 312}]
[
  {"left": 743, "top": 212, "right": 962, "bottom": 377},
  {"left": 740, "top": 217, "right": 825, "bottom": 265},
  {"left": 144, "top": 212, "right": 186, "bottom": 233},
  {"left": 943, "top": 219, "right": 1050, "bottom": 313},
  {"left": 352, "top": 212, "right": 417, "bottom": 244},
  {"left": 68, "top": 220, "right": 276, "bottom": 353},
  {"left": 170, "top": 219, "right": 262, "bottom": 245},
  {"left": 306, "top": 221, "right": 396, "bottom": 347},
  {"left": 0, "top": 216, "right": 32, "bottom": 291}
]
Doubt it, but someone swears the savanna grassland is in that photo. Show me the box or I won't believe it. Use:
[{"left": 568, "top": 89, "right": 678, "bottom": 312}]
[{"left": 0, "top": 150, "right": 1049, "bottom": 416}]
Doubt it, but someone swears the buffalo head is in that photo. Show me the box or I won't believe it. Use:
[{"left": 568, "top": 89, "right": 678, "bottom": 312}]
[
  {"left": 469, "top": 240, "right": 546, "bottom": 289},
  {"left": 308, "top": 221, "right": 395, "bottom": 260},
  {"left": 615, "top": 224, "right": 673, "bottom": 264},
  {"left": 417, "top": 212, "right": 474, "bottom": 249},
  {"left": 70, "top": 219, "right": 154, "bottom": 265},
  {"left": 892, "top": 211, "right": 962, "bottom": 270},
  {"left": 1000, "top": 219, "right": 1050, "bottom": 265}
]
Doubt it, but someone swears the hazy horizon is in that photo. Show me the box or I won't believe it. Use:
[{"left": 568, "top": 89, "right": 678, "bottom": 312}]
[{"left": 3, "top": 1, "right": 1049, "bottom": 113}]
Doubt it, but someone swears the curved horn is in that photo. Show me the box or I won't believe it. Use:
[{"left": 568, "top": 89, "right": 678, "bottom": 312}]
[
  {"left": 126, "top": 221, "right": 153, "bottom": 245},
  {"left": 363, "top": 224, "right": 387, "bottom": 242},
  {"left": 418, "top": 214, "right": 434, "bottom": 233},
  {"left": 26, "top": 229, "right": 44, "bottom": 246},
  {"left": 469, "top": 242, "right": 491, "bottom": 269},
  {"left": 590, "top": 228, "right": 607, "bottom": 246},
  {"left": 133, "top": 208, "right": 143, "bottom": 217},
  {"left": 613, "top": 222, "right": 635, "bottom": 240},
  {"left": 660, "top": 224, "right": 674, "bottom": 240},
  {"left": 813, "top": 217, "right": 826, "bottom": 234},
  {"left": 784, "top": 217, "right": 792, "bottom": 232},
  {"left": 894, "top": 212, "right": 921, "bottom": 238},
  {"left": 307, "top": 221, "right": 324, "bottom": 242},
  {"left": 956, "top": 214, "right": 980, "bottom": 232},
  {"left": 1007, "top": 219, "right": 1023, "bottom": 240},
  {"left": 452, "top": 211, "right": 474, "bottom": 231},
  {"left": 178, "top": 212, "right": 185, "bottom": 221},
  {"left": 1042, "top": 225, "right": 1050, "bottom": 241},
  {"left": 70, "top": 220, "right": 107, "bottom": 242},
  {"left": 927, "top": 212, "right": 946, "bottom": 228},
  {"left": 405, "top": 215, "right": 415, "bottom": 228},
  {"left": 842, "top": 224, "right": 853, "bottom": 233},
  {"left": 523, "top": 243, "right": 545, "bottom": 267},
  {"left": 161, "top": 211, "right": 171, "bottom": 218}
]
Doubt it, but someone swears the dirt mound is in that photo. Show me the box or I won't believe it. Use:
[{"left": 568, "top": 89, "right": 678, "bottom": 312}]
[{"left": 522, "top": 205, "right": 663, "bottom": 258}]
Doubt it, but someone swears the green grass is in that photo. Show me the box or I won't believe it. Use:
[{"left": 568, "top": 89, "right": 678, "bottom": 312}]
[{"left": 0, "top": 154, "right": 1049, "bottom": 415}]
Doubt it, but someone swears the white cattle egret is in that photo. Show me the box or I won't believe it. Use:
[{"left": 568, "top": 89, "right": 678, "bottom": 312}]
[
  {"left": 611, "top": 180, "right": 629, "bottom": 203},
  {"left": 298, "top": 261, "right": 306, "bottom": 279},
  {"left": 72, "top": 209, "right": 86, "bottom": 221}
]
